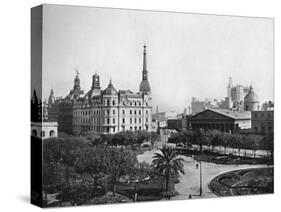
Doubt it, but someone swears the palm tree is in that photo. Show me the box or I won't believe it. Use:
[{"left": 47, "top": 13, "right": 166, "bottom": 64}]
[{"left": 152, "top": 147, "right": 185, "bottom": 199}]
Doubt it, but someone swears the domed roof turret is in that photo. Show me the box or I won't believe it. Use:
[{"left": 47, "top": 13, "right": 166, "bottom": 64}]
[
  {"left": 139, "top": 80, "right": 151, "bottom": 94},
  {"left": 103, "top": 79, "right": 118, "bottom": 95},
  {"left": 244, "top": 85, "right": 259, "bottom": 103}
]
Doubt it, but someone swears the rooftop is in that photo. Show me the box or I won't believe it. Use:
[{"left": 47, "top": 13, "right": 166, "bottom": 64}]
[{"left": 208, "top": 108, "right": 251, "bottom": 120}]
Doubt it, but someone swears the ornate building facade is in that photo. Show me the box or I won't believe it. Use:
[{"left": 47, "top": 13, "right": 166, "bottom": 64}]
[{"left": 50, "top": 46, "right": 152, "bottom": 135}]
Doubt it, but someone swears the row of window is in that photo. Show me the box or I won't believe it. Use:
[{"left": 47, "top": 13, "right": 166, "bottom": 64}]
[
  {"left": 74, "top": 117, "right": 150, "bottom": 125},
  {"left": 74, "top": 125, "right": 149, "bottom": 133},
  {"left": 74, "top": 109, "right": 150, "bottom": 116}
]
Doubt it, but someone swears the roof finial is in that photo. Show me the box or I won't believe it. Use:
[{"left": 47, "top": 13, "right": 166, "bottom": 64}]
[{"left": 75, "top": 66, "right": 79, "bottom": 75}]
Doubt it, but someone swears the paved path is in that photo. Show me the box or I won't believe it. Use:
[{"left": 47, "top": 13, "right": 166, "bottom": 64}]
[{"left": 137, "top": 149, "right": 268, "bottom": 200}]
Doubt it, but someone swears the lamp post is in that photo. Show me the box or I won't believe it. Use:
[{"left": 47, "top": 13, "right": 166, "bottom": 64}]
[{"left": 199, "top": 160, "right": 202, "bottom": 196}]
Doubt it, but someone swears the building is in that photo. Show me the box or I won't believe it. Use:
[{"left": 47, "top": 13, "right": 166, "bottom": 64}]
[
  {"left": 244, "top": 85, "right": 260, "bottom": 111},
  {"left": 252, "top": 110, "right": 274, "bottom": 135},
  {"left": 226, "top": 77, "right": 250, "bottom": 110},
  {"left": 189, "top": 108, "right": 251, "bottom": 133},
  {"left": 261, "top": 101, "right": 274, "bottom": 111},
  {"left": 31, "top": 90, "right": 58, "bottom": 139},
  {"left": 51, "top": 45, "right": 152, "bottom": 135},
  {"left": 191, "top": 97, "right": 221, "bottom": 114}
]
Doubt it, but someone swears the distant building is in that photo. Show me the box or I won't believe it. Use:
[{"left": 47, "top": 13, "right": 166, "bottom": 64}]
[
  {"left": 167, "top": 119, "right": 182, "bottom": 131},
  {"left": 189, "top": 108, "right": 251, "bottom": 133},
  {"left": 244, "top": 85, "right": 260, "bottom": 111},
  {"left": 152, "top": 110, "right": 179, "bottom": 128},
  {"left": 191, "top": 97, "right": 220, "bottom": 114},
  {"left": 252, "top": 110, "right": 274, "bottom": 135},
  {"left": 261, "top": 101, "right": 274, "bottom": 111},
  {"left": 225, "top": 77, "right": 251, "bottom": 110}
]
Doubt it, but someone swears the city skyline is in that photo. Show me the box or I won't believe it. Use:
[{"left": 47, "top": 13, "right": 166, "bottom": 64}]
[{"left": 41, "top": 5, "right": 274, "bottom": 113}]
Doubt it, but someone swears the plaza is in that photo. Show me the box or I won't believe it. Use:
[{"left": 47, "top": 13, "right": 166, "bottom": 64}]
[{"left": 137, "top": 149, "right": 268, "bottom": 199}]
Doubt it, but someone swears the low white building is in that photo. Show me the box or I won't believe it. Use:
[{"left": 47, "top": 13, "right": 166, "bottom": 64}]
[{"left": 31, "top": 121, "right": 58, "bottom": 139}]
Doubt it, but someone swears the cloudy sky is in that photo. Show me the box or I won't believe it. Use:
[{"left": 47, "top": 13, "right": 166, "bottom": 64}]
[{"left": 42, "top": 4, "right": 274, "bottom": 113}]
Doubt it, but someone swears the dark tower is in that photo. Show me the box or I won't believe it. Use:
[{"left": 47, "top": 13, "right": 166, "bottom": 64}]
[
  {"left": 139, "top": 45, "right": 151, "bottom": 94},
  {"left": 92, "top": 73, "right": 101, "bottom": 90},
  {"left": 48, "top": 89, "right": 55, "bottom": 106}
]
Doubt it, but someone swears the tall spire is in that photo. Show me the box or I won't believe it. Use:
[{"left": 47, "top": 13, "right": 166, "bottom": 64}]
[
  {"left": 139, "top": 45, "right": 151, "bottom": 94},
  {"left": 142, "top": 44, "right": 148, "bottom": 80}
]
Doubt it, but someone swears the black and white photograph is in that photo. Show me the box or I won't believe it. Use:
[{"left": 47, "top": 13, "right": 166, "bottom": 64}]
[{"left": 30, "top": 4, "right": 274, "bottom": 208}]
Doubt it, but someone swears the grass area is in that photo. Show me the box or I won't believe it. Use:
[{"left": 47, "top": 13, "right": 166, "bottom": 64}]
[{"left": 209, "top": 167, "right": 273, "bottom": 196}]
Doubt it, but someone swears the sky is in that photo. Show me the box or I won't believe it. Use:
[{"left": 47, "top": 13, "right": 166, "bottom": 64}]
[{"left": 41, "top": 4, "right": 274, "bottom": 113}]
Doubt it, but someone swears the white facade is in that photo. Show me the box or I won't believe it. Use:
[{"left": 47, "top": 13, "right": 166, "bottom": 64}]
[{"left": 31, "top": 121, "right": 58, "bottom": 139}]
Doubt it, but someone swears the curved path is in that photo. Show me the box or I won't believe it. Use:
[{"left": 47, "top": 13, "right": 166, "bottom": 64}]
[{"left": 137, "top": 149, "right": 268, "bottom": 200}]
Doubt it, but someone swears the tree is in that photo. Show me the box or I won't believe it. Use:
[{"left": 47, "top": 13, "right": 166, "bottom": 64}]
[
  {"left": 261, "top": 133, "right": 274, "bottom": 159},
  {"left": 152, "top": 147, "right": 185, "bottom": 198},
  {"left": 107, "top": 147, "right": 138, "bottom": 196},
  {"left": 231, "top": 134, "right": 243, "bottom": 156},
  {"left": 244, "top": 134, "right": 263, "bottom": 158}
]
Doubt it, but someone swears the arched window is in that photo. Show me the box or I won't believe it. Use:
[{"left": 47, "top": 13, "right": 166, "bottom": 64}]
[
  {"left": 112, "top": 100, "right": 115, "bottom": 106},
  {"left": 49, "top": 130, "right": 55, "bottom": 137},
  {"left": 32, "top": 129, "right": 37, "bottom": 137},
  {"left": 107, "top": 99, "right": 110, "bottom": 106}
]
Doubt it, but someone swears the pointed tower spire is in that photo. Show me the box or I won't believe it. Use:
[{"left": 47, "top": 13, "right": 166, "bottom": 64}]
[
  {"left": 142, "top": 44, "right": 148, "bottom": 80},
  {"left": 139, "top": 45, "right": 151, "bottom": 94}
]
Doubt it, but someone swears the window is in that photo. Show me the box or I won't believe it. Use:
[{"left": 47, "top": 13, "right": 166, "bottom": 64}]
[
  {"left": 139, "top": 102, "right": 141, "bottom": 106},
  {"left": 135, "top": 102, "right": 137, "bottom": 106},
  {"left": 139, "top": 110, "right": 141, "bottom": 115},
  {"left": 139, "top": 118, "right": 141, "bottom": 124},
  {"left": 107, "top": 110, "right": 110, "bottom": 115},
  {"left": 130, "top": 118, "right": 132, "bottom": 124},
  {"left": 113, "top": 118, "right": 115, "bottom": 124},
  {"left": 134, "top": 127, "right": 137, "bottom": 131},
  {"left": 130, "top": 127, "right": 133, "bottom": 131},
  {"left": 113, "top": 127, "right": 115, "bottom": 133},
  {"left": 130, "top": 110, "right": 132, "bottom": 115},
  {"left": 135, "top": 118, "right": 137, "bottom": 124},
  {"left": 123, "top": 110, "right": 125, "bottom": 115},
  {"left": 139, "top": 126, "right": 142, "bottom": 130},
  {"left": 41, "top": 131, "right": 45, "bottom": 138},
  {"left": 146, "top": 110, "right": 148, "bottom": 115},
  {"left": 134, "top": 110, "right": 137, "bottom": 115},
  {"left": 146, "top": 118, "right": 148, "bottom": 123},
  {"left": 107, "top": 99, "right": 110, "bottom": 106},
  {"left": 107, "top": 118, "right": 110, "bottom": 124},
  {"left": 113, "top": 110, "right": 115, "bottom": 115},
  {"left": 112, "top": 100, "right": 115, "bottom": 106},
  {"left": 122, "top": 118, "right": 125, "bottom": 124}
]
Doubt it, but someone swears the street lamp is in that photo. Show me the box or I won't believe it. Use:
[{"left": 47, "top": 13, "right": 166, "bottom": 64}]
[{"left": 199, "top": 160, "right": 202, "bottom": 196}]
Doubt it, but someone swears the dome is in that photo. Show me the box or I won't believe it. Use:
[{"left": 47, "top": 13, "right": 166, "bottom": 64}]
[
  {"left": 139, "top": 80, "right": 151, "bottom": 94},
  {"left": 244, "top": 86, "right": 259, "bottom": 103},
  {"left": 103, "top": 80, "right": 118, "bottom": 95}
]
